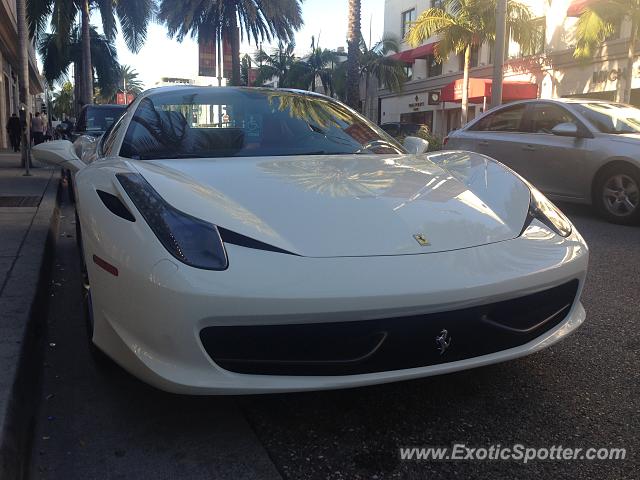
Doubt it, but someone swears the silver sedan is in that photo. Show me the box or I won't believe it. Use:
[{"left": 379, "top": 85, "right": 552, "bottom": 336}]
[{"left": 444, "top": 98, "right": 640, "bottom": 224}]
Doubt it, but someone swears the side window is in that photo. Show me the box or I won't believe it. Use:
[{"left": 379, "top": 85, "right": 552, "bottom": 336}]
[
  {"left": 529, "top": 104, "right": 576, "bottom": 134},
  {"left": 471, "top": 105, "right": 527, "bottom": 132},
  {"left": 99, "top": 115, "right": 126, "bottom": 157}
]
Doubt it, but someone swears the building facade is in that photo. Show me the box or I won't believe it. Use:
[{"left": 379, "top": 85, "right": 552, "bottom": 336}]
[
  {"left": 376, "top": 0, "right": 640, "bottom": 137},
  {"left": 0, "top": 0, "right": 44, "bottom": 149}
]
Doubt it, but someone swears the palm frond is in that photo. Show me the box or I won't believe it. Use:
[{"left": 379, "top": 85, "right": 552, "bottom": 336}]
[
  {"left": 406, "top": 8, "right": 456, "bottom": 47},
  {"left": 574, "top": 8, "right": 615, "bottom": 58}
]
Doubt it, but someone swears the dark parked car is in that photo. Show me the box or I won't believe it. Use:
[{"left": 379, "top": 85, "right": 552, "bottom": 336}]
[
  {"left": 380, "top": 122, "right": 428, "bottom": 139},
  {"left": 445, "top": 98, "right": 640, "bottom": 224},
  {"left": 72, "top": 104, "right": 126, "bottom": 141}
]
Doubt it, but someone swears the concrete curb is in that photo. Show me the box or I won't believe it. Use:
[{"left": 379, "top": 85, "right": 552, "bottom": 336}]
[{"left": 0, "top": 171, "right": 61, "bottom": 479}]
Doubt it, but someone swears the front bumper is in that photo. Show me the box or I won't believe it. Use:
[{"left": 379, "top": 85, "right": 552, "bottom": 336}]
[{"left": 86, "top": 221, "right": 588, "bottom": 394}]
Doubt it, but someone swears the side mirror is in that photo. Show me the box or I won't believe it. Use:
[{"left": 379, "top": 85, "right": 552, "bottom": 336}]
[
  {"left": 403, "top": 136, "right": 430, "bottom": 154},
  {"left": 551, "top": 122, "right": 578, "bottom": 137},
  {"left": 32, "top": 140, "right": 85, "bottom": 172}
]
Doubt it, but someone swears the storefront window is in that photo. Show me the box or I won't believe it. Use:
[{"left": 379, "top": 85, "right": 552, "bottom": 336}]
[
  {"left": 404, "top": 65, "right": 413, "bottom": 81},
  {"left": 458, "top": 45, "right": 479, "bottom": 70},
  {"left": 427, "top": 54, "right": 442, "bottom": 77},
  {"left": 401, "top": 9, "right": 416, "bottom": 39}
]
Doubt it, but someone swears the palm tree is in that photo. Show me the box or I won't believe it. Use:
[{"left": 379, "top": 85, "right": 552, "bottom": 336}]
[
  {"left": 158, "top": 0, "right": 304, "bottom": 86},
  {"left": 240, "top": 54, "right": 252, "bottom": 86},
  {"left": 574, "top": 1, "right": 640, "bottom": 103},
  {"left": 52, "top": 81, "right": 74, "bottom": 119},
  {"left": 406, "top": 0, "right": 535, "bottom": 126},
  {"left": 296, "top": 47, "right": 339, "bottom": 94},
  {"left": 360, "top": 37, "right": 407, "bottom": 117},
  {"left": 38, "top": 25, "right": 119, "bottom": 103},
  {"left": 117, "top": 65, "right": 144, "bottom": 95},
  {"left": 345, "top": 0, "right": 362, "bottom": 108},
  {"left": 330, "top": 38, "right": 406, "bottom": 114},
  {"left": 28, "top": 0, "right": 155, "bottom": 106},
  {"left": 254, "top": 42, "right": 297, "bottom": 87},
  {"left": 95, "top": 64, "right": 144, "bottom": 103}
]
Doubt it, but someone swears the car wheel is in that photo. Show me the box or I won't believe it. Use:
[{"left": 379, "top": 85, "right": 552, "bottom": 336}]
[
  {"left": 76, "top": 211, "right": 112, "bottom": 365},
  {"left": 595, "top": 165, "right": 640, "bottom": 225}
]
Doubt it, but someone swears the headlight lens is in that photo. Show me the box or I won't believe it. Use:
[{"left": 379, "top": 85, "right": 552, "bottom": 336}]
[
  {"left": 116, "top": 173, "right": 228, "bottom": 270},
  {"left": 527, "top": 187, "right": 572, "bottom": 237}
]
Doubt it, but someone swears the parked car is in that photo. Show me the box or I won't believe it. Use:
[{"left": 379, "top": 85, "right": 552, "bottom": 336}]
[
  {"left": 444, "top": 98, "right": 640, "bottom": 224},
  {"left": 380, "top": 122, "right": 428, "bottom": 138},
  {"left": 72, "top": 104, "right": 126, "bottom": 141},
  {"left": 32, "top": 87, "right": 587, "bottom": 395}
]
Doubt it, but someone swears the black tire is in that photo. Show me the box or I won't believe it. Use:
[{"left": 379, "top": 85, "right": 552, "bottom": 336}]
[
  {"left": 76, "top": 211, "right": 112, "bottom": 365},
  {"left": 594, "top": 164, "right": 640, "bottom": 225},
  {"left": 66, "top": 169, "right": 76, "bottom": 204}
]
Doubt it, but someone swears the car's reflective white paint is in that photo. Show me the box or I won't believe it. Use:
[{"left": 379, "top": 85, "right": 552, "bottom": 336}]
[
  {"left": 134, "top": 151, "right": 530, "bottom": 257},
  {"left": 32, "top": 87, "right": 589, "bottom": 395}
]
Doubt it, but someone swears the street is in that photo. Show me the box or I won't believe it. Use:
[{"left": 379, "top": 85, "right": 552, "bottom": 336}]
[{"left": 28, "top": 187, "right": 638, "bottom": 480}]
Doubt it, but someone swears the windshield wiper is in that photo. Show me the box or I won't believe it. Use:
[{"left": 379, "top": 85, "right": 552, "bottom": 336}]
[{"left": 136, "top": 152, "right": 203, "bottom": 160}]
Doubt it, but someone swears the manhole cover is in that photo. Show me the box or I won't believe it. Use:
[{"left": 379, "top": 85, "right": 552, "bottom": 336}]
[{"left": 0, "top": 196, "right": 41, "bottom": 207}]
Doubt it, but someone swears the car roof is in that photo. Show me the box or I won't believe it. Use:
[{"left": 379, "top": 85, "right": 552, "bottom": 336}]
[
  {"left": 82, "top": 104, "right": 127, "bottom": 110},
  {"left": 491, "top": 98, "right": 621, "bottom": 108},
  {"left": 142, "top": 85, "right": 334, "bottom": 101}
]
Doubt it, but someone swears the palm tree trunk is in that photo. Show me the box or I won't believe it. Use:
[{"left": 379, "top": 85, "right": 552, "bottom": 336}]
[
  {"left": 16, "top": 0, "right": 30, "bottom": 168},
  {"left": 461, "top": 45, "right": 471, "bottom": 126},
  {"left": 81, "top": 0, "right": 93, "bottom": 105},
  {"left": 74, "top": 61, "right": 82, "bottom": 116},
  {"left": 363, "top": 74, "right": 369, "bottom": 116},
  {"left": 228, "top": 14, "right": 241, "bottom": 86},
  {"left": 346, "top": 0, "right": 361, "bottom": 109},
  {"left": 619, "top": 17, "right": 637, "bottom": 103}
]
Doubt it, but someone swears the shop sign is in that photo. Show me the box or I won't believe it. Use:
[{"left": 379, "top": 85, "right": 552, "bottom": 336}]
[
  {"left": 592, "top": 68, "right": 634, "bottom": 84},
  {"left": 408, "top": 95, "right": 425, "bottom": 111}
]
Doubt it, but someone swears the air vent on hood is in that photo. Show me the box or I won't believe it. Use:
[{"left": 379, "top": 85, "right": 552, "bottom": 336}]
[{"left": 218, "top": 227, "right": 298, "bottom": 256}]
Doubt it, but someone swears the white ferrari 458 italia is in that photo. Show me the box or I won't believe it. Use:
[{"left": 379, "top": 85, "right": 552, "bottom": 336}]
[{"left": 33, "top": 86, "right": 588, "bottom": 394}]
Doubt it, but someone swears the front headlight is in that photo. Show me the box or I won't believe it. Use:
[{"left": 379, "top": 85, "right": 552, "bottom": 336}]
[
  {"left": 116, "top": 173, "right": 228, "bottom": 270},
  {"left": 526, "top": 187, "right": 572, "bottom": 237}
]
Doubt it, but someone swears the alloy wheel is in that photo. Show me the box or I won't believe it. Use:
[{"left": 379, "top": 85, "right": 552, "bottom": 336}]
[{"left": 602, "top": 174, "right": 640, "bottom": 217}]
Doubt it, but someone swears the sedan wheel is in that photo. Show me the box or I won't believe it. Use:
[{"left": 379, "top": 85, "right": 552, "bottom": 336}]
[{"left": 597, "top": 168, "right": 640, "bottom": 224}]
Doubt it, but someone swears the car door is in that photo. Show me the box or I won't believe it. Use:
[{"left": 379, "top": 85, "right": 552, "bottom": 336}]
[
  {"left": 518, "top": 102, "right": 594, "bottom": 199},
  {"left": 451, "top": 104, "right": 530, "bottom": 170}
]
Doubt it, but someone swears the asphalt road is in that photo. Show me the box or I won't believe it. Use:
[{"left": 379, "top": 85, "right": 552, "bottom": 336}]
[{"left": 28, "top": 190, "right": 639, "bottom": 479}]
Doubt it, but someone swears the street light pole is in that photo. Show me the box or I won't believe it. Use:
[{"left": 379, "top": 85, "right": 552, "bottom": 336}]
[
  {"left": 491, "top": 0, "right": 507, "bottom": 109},
  {"left": 16, "top": 0, "right": 31, "bottom": 175}
]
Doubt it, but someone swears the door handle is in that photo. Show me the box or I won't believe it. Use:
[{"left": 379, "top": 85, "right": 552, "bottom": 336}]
[
  {"left": 522, "top": 145, "right": 536, "bottom": 151},
  {"left": 478, "top": 141, "right": 489, "bottom": 146}
]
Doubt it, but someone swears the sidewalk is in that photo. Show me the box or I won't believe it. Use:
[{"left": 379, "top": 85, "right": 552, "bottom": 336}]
[{"left": 0, "top": 150, "right": 60, "bottom": 478}]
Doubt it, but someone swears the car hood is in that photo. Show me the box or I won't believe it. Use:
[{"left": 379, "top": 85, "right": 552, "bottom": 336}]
[{"left": 130, "top": 151, "right": 531, "bottom": 257}]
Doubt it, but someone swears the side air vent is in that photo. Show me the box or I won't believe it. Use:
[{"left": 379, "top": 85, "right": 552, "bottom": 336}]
[
  {"left": 96, "top": 190, "right": 136, "bottom": 222},
  {"left": 218, "top": 227, "right": 298, "bottom": 256}
]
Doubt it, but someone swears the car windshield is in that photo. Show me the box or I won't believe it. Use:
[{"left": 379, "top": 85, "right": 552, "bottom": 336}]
[
  {"left": 84, "top": 107, "right": 125, "bottom": 132},
  {"left": 119, "top": 88, "right": 405, "bottom": 160},
  {"left": 573, "top": 102, "right": 640, "bottom": 134}
]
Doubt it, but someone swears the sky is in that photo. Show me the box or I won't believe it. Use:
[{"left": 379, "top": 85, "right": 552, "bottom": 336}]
[{"left": 112, "top": 0, "right": 385, "bottom": 89}]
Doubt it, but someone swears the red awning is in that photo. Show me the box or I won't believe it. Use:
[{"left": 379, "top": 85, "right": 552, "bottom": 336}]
[
  {"left": 567, "top": 0, "right": 594, "bottom": 16},
  {"left": 389, "top": 43, "right": 435, "bottom": 63},
  {"left": 440, "top": 78, "right": 538, "bottom": 103}
]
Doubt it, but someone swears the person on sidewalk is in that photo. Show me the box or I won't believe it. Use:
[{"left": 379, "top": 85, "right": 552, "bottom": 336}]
[
  {"left": 31, "top": 112, "right": 44, "bottom": 145},
  {"left": 6, "top": 113, "right": 21, "bottom": 152}
]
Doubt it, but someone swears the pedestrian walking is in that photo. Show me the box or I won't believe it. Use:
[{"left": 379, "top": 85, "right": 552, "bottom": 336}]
[
  {"left": 31, "top": 112, "right": 44, "bottom": 145},
  {"left": 6, "top": 113, "right": 21, "bottom": 152}
]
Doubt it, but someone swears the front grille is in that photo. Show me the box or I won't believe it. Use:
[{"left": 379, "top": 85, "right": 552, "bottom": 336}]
[{"left": 200, "top": 280, "right": 579, "bottom": 376}]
